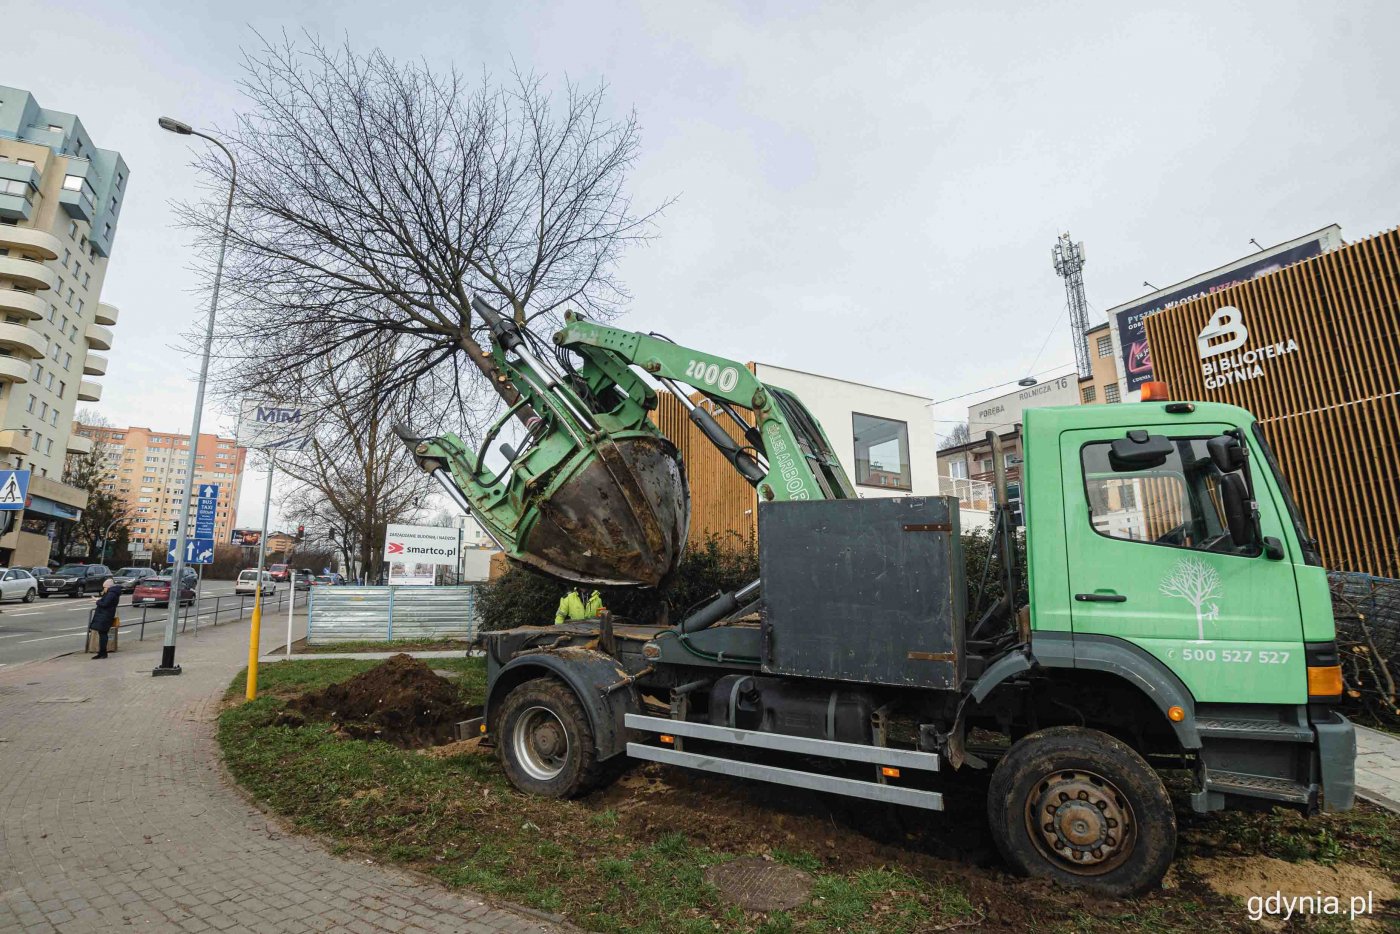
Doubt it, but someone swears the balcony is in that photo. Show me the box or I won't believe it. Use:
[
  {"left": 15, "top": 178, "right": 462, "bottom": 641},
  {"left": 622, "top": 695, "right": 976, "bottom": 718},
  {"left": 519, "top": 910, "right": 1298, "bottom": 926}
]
[
  {"left": 66, "top": 434, "right": 93, "bottom": 455},
  {"left": 95, "top": 301, "right": 119, "bottom": 326},
  {"left": 0, "top": 288, "right": 45, "bottom": 320},
  {"left": 0, "top": 321, "right": 46, "bottom": 358},
  {"left": 0, "top": 255, "right": 58, "bottom": 291},
  {"left": 0, "top": 225, "right": 60, "bottom": 260},
  {"left": 0, "top": 164, "right": 40, "bottom": 222},
  {"left": 59, "top": 173, "right": 96, "bottom": 222},
  {"left": 0, "top": 355, "right": 29, "bottom": 384},
  {"left": 78, "top": 379, "right": 102, "bottom": 402},
  {"left": 83, "top": 351, "right": 107, "bottom": 376},
  {"left": 85, "top": 322, "right": 113, "bottom": 351},
  {"left": 0, "top": 428, "right": 32, "bottom": 456}
]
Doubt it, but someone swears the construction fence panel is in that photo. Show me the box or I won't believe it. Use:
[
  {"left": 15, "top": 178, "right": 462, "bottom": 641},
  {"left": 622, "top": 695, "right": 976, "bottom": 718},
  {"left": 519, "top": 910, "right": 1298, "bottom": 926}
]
[{"left": 307, "top": 585, "right": 481, "bottom": 644}]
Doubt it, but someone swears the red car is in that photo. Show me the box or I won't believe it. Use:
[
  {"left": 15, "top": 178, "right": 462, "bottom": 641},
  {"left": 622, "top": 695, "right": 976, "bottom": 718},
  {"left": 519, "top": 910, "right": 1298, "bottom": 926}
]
[
  {"left": 268, "top": 563, "right": 291, "bottom": 582},
  {"left": 132, "top": 573, "right": 198, "bottom": 608}
]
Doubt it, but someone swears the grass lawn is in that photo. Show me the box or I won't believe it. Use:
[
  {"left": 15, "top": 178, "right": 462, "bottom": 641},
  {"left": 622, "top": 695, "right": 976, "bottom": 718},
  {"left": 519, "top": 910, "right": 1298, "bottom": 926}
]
[{"left": 218, "top": 658, "right": 1400, "bottom": 933}]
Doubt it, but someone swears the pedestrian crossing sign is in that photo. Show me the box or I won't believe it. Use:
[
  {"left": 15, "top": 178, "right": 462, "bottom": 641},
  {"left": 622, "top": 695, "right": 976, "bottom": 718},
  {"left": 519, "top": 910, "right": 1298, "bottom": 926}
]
[{"left": 0, "top": 469, "right": 29, "bottom": 511}]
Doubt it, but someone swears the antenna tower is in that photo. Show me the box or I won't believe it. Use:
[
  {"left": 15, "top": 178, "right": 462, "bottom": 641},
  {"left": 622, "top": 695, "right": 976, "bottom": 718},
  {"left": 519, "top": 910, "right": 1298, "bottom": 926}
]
[{"left": 1052, "top": 232, "right": 1091, "bottom": 379}]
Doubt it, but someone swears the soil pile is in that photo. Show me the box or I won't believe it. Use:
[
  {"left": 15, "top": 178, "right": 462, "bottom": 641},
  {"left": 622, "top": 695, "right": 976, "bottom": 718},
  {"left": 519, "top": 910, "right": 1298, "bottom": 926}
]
[{"left": 286, "top": 654, "right": 469, "bottom": 747}]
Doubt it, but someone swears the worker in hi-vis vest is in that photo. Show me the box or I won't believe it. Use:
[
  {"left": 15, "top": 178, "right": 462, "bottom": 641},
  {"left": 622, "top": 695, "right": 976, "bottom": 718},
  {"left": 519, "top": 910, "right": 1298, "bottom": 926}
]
[{"left": 554, "top": 586, "right": 603, "bottom": 624}]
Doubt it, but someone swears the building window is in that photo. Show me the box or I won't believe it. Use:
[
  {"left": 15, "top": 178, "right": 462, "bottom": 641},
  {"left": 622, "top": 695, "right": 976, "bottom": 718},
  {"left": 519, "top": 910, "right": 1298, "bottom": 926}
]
[
  {"left": 1097, "top": 335, "right": 1113, "bottom": 357},
  {"left": 63, "top": 352, "right": 71, "bottom": 370},
  {"left": 61, "top": 175, "right": 85, "bottom": 192},
  {"left": 1104, "top": 384, "right": 1121, "bottom": 404},
  {"left": 68, "top": 220, "right": 78, "bottom": 239},
  {"left": 45, "top": 439, "right": 52, "bottom": 455},
  {"left": 852, "top": 413, "right": 912, "bottom": 490},
  {"left": 1081, "top": 385, "right": 1097, "bottom": 403},
  {"left": 25, "top": 394, "right": 34, "bottom": 413},
  {"left": 948, "top": 459, "right": 968, "bottom": 480}
]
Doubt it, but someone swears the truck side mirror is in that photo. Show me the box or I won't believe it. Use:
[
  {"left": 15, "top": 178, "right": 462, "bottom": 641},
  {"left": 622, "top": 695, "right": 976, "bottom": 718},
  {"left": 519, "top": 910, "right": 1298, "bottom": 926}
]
[
  {"left": 1220, "top": 473, "right": 1253, "bottom": 547},
  {"left": 1207, "top": 434, "right": 1246, "bottom": 473},
  {"left": 1109, "top": 431, "right": 1173, "bottom": 470}
]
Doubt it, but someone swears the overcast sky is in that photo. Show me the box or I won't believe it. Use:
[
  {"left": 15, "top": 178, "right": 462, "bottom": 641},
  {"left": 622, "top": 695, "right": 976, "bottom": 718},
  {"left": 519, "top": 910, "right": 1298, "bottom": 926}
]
[{"left": 8, "top": 0, "right": 1399, "bottom": 529}]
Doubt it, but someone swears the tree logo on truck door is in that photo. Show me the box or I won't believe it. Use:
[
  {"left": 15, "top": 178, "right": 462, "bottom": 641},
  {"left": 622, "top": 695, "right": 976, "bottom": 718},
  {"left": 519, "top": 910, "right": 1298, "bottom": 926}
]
[{"left": 1159, "top": 557, "right": 1221, "bottom": 642}]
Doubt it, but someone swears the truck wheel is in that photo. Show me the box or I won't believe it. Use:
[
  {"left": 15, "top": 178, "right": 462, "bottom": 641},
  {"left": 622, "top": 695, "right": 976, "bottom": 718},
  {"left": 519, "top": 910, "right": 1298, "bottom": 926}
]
[
  {"left": 496, "top": 677, "right": 607, "bottom": 798},
  {"left": 987, "top": 726, "right": 1175, "bottom": 897}
]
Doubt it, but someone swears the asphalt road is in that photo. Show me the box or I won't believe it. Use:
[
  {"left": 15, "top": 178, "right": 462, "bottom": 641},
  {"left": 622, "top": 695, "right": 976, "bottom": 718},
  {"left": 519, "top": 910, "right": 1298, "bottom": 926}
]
[{"left": 0, "top": 579, "right": 249, "bottom": 670}]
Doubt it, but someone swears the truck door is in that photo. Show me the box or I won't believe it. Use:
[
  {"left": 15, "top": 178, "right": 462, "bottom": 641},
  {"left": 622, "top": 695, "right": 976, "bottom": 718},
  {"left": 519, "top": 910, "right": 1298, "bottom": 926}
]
[{"left": 1060, "top": 427, "right": 1306, "bottom": 704}]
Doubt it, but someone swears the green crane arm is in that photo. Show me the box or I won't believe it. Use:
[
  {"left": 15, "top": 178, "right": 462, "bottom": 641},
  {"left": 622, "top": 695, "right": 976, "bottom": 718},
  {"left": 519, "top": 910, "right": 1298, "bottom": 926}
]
[
  {"left": 397, "top": 300, "right": 851, "bottom": 587},
  {"left": 555, "top": 317, "right": 854, "bottom": 503}
]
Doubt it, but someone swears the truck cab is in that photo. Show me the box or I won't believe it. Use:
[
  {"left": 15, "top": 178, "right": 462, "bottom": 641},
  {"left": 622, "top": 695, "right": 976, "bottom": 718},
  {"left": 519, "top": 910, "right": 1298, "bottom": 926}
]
[{"left": 1014, "top": 400, "right": 1354, "bottom": 814}]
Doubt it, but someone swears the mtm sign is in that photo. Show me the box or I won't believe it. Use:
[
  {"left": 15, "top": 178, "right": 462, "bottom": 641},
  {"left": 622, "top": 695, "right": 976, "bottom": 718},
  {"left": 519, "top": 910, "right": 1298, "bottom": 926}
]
[{"left": 237, "top": 400, "right": 315, "bottom": 451}]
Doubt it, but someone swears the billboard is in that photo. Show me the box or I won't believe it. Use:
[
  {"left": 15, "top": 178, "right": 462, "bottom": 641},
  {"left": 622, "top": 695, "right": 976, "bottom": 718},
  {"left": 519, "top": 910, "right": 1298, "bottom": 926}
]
[
  {"left": 231, "top": 529, "right": 263, "bottom": 547},
  {"left": 385, "top": 523, "right": 462, "bottom": 587},
  {"left": 1110, "top": 227, "right": 1340, "bottom": 391},
  {"left": 236, "top": 400, "right": 315, "bottom": 451},
  {"left": 967, "top": 373, "right": 1077, "bottom": 437}
]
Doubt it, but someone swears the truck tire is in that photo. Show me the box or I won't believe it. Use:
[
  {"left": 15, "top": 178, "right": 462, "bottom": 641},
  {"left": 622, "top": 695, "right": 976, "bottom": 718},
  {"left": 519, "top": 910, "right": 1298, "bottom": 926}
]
[
  {"left": 987, "top": 726, "right": 1175, "bottom": 897},
  {"left": 496, "top": 677, "right": 609, "bottom": 799}
]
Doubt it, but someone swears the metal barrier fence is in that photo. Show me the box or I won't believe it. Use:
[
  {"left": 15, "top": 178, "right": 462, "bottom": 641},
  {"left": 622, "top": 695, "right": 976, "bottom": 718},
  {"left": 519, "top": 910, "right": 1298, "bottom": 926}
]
[
  {"left": 80, "top": 587, "right": 309, "bottom": 649},
  {"left": 307, "top": 585, "right": 481, "bottom": 644}
]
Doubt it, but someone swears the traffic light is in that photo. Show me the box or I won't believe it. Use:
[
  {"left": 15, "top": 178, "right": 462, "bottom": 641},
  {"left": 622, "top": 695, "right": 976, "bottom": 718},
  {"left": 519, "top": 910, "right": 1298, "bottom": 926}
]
[{"left": 296, "top": 524, "right": 305, "bottom": 542}]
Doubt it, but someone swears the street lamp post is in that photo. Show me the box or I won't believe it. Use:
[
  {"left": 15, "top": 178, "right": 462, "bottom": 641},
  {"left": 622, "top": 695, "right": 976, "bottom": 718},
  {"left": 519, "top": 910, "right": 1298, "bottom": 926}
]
[
  {"left": 98, "top": 516, "right": 126, "bottom": 565},
  {"left": 154, "top": 116, "right": 236, "bottom": 677}
]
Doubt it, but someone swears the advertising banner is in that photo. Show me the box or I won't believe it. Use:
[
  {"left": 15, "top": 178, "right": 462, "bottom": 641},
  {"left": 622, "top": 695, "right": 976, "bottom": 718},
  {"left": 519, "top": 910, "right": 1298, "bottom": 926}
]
[
  {"left": 1112, "top": 236, "right": 1331, "bottom": 391},
  {"left": 231, "top": 528, "right": 263, "bottom": 547},
  {"left": 387, "top": 562, "right": 438, "bottom": 586},
  {"left": 384, "top": 523, "right": 462, "bottom": 587}
]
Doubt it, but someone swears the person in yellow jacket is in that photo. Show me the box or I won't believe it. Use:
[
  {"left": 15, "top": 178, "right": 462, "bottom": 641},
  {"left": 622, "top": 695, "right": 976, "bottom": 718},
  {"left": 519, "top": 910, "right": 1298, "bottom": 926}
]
[{"left": 554, "top": 586, "right": 603, "bottom": 624}]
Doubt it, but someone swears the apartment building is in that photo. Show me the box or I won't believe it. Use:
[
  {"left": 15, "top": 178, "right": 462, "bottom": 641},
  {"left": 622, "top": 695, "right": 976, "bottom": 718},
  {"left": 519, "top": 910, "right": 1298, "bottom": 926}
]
[
  {"left": 1077, "top": 322, "right": 1122, "bottom": 405},
  {"left": 0, "top": 87, "right": 128, "bottom": 565},
  {"left": 76, "top": 425, "right": 247, "bottom": 555}
]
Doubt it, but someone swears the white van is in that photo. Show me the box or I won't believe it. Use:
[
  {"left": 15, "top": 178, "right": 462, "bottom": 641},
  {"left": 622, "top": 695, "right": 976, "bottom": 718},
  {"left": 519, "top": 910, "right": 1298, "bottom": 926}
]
[{"left": 235, "top": 569, "right": 276, "bottom": 597}]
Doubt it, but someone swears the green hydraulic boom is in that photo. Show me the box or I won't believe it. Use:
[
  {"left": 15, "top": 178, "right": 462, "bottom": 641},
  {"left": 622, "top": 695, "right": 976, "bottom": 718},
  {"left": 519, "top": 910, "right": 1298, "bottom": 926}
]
[{"left": 397, "top": 297, "right": 854, "bottom": 587}]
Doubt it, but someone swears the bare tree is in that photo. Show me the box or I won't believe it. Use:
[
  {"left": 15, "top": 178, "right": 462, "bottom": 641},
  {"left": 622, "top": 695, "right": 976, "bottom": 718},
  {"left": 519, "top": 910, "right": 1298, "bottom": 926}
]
[
  {"left": 181, "top": 35, "right": 668, "bottom": 430},
  {"left": 1159, "top": 557, "right": 1222, "bottom": 641},
  {"left": 272, "top": 337, "right": 438, "bottom": 580},
  {"left": 939, "top": 422, "right": 972, "bottom": 450}
]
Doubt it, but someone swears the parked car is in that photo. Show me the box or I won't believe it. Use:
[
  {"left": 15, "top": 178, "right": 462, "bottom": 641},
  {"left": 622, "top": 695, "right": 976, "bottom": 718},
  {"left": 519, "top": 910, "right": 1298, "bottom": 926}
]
[
  {"left": 312, "top": 574, "right": 335, "bottom": 587},
  {"left": 40, "top": 564, "right": 112, "bottom": 598},
  {"left": 294, "top": 573, "right": 312, "bottom": 591},
  {"left": 235, "top": 569, "right": 277, "bottom": 596},
  {"left": 132, "top": 571, "right": 197, "bottom": 608},
  {"left": 111, "top": 567, "right": 157, "bottom": 593},
  {"left": 0, "top": 567, "right": 38, "bottom": 603},
  {"left": 29, "top": 566, "right": 52, "bottom": 579},
  {"left": 268, "top": 563, "right": 291, "bottom": 583}
]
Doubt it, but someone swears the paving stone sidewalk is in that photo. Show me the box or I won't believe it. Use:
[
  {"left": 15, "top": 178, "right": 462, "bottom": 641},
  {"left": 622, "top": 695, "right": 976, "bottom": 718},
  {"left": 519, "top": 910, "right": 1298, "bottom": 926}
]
[
  {"left": 1356, "top": 724, "right": 1400, "bottom": 813},
  {"left": 0, "top": 619, "right": 557, "bottom": 933}
]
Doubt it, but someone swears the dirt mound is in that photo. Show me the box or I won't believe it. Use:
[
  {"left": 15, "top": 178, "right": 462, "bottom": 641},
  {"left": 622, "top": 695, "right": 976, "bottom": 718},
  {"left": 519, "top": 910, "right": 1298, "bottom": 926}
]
[
  {"left": 1189, "top": 856, "right": 1397, "bottom": 930},
  {"left": 285, "top": 654, "right": 469, "bottom": 747}
]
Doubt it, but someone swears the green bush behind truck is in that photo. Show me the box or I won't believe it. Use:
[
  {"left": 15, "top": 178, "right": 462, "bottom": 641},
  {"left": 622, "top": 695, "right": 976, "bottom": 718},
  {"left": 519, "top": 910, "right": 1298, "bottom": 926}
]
[{"left": 401, "top": 304, "right": 1354, "bottom": 896}]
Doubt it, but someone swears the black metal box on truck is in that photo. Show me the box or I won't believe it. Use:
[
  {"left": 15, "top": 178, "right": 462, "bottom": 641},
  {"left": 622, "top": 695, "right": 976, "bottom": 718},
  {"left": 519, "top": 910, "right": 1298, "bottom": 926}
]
[{"left": 758, "top": 496, "right": 965, "bottom": 689}]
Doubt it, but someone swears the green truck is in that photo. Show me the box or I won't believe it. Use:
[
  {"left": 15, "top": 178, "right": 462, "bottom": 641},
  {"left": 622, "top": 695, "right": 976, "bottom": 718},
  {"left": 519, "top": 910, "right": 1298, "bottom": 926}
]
[{"left": 399, "top": 299, "right": 1355, "bottom": 896}]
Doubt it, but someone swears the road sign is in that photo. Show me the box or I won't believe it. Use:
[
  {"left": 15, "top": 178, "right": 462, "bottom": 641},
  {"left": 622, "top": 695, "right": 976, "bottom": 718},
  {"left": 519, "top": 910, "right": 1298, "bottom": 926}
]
[
  {"left": 195, "top": 483, "right": 219, "bottom": 537},
  {"left": 168, "top": 537, "right": 215, "bottom": 565},
  {"left": 0, "top": 469, "right": 30, "bottom": 511}
]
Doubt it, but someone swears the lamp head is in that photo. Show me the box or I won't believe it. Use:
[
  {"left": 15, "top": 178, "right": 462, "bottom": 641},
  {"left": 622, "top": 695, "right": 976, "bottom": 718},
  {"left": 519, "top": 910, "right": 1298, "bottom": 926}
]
[{"left": 158, "top": 117, "right": 193, "bottom": 135}]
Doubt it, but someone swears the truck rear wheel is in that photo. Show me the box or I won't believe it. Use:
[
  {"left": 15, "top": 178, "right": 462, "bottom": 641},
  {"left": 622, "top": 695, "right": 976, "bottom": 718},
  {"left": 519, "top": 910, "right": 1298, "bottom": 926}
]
[
  {"left": 496, "top": 677, "right": 608, "bottom": 798},
  {"left": 987, "top": 726, "right": 1175, "bottom": 896}
]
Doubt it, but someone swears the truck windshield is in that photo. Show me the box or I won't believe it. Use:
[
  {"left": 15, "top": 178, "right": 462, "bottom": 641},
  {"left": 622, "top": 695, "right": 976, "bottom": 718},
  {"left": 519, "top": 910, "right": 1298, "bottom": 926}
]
[{"left": 1250, "top": 422, "right": 1322, "bottom": 567}]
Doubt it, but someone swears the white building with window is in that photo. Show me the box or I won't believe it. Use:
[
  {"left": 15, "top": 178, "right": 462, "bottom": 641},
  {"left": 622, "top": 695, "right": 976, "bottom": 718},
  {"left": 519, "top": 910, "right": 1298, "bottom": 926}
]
[{"left": 750, "top": 364, "right": 938, "bottom": 500}]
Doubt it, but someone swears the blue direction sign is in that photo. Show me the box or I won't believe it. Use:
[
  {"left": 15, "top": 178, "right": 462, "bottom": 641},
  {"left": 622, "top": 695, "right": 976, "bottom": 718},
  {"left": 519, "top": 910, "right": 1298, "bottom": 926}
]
[
  {"left": 168, "top": 537, "right": 215, "bottom": 565},
  {"left": 0, "top": 469, "right": 30, "bottom": 511},
  {"left": 194, "top": 483, "right": 220, "bottom": 537}
]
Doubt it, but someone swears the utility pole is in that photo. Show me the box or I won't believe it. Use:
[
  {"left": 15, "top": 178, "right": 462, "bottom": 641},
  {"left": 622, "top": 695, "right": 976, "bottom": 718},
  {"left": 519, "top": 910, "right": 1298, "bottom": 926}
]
[
  {"left": 1052, "top": 233, "right": 1092, "bottom": 380},
  {"left": 154, "top": 116, "right": 236, "bottom": 677}
]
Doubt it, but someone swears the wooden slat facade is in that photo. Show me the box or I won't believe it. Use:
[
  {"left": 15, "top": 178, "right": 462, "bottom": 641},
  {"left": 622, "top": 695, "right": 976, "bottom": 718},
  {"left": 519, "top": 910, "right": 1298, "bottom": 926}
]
[
  {"left": 1144, "top": 229, "right": 1400, "bottom": 577},
  {"left": 650, "top": 388, "right": 760, "bottom": 550}
]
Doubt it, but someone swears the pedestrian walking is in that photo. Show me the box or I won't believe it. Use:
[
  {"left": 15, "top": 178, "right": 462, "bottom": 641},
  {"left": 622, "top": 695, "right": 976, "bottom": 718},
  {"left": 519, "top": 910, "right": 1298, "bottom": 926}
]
[{"left": 89, "top": 577, "right": 120, "bottom": 660}]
